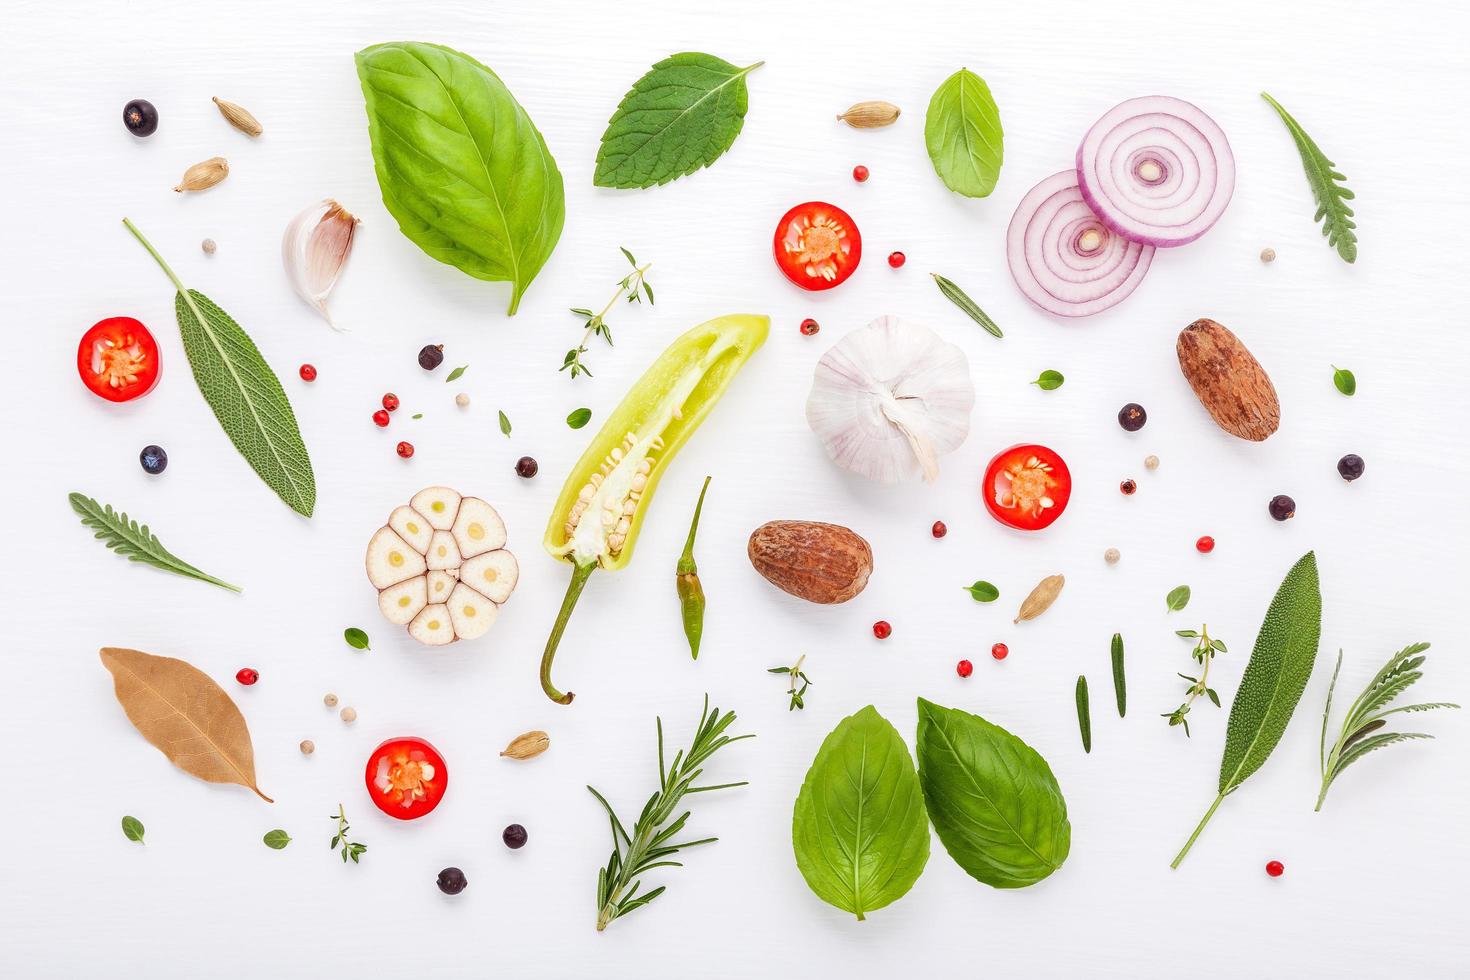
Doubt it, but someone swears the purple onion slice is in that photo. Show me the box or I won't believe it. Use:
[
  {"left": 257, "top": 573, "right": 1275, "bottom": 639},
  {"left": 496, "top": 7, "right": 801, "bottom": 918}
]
[
  {"left": 1006, "top": 170, "right": 1155, "bottom": 318},
  {"left": 1076, "top": 96, "right": 1235, "bottom": 248}
]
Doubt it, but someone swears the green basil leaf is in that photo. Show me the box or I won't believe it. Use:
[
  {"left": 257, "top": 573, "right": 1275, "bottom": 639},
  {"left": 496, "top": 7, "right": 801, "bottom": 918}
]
[
  {"left": 595, "top": 53, "right": 763, "bottom": 189},
  {"left": 1166, "top": 585, "right": 1192, "bottom": 612},
  {"left": 1332, "top": 365, "right": 1356, "bottom": 396},
  {"left": 356, "top": 42, "right": 566, "bottom": 315},
  {"left": 498, "top": 410, "right": 512, "bottom": 437},
  {"left": 343, "top": 627, "right": 371, "bottom": 651},
  {"left": 121, "top": 815, "right": 145, "bottom": 844},
  {"left": 445, "top": 365, "right": 468, "bottom": 384},
  {"left": 916, "top": 698, "right": 1071, "bottom": 888},
  {"left": 792, "top": 705, "right": 929, "bottom": 920},
  {"left": 924, "top": 68, "right": 1004, "bottom": 198},
  {"left": 964, "top": 581, "right": 999, "bottom": 602},
  {"left": 1031, "top": 370, "right": 1064, "bottom": 391},
  {"left": 263, "top": 829, "right": 292, "bottom": 849},
  {"left": 566, "top": 407, "right": 592, "bottom": 429}
]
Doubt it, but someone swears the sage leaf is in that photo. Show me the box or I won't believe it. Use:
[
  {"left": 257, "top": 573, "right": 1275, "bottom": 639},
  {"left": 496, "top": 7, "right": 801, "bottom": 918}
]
[
  {"left": 1075, "top": 676, "right": 1092, "bottom": 754},
  {"left": 916, "top": 698, "right": 1070, "bottom": 888},
  {"left": 1031, "top": 370, "right": 1064, "bottom": 390},
  {"left": 356, "top": 42, "right": 566, "bottom": 315},
  {"left": 1172, "top": 552, "right": 1321, "bottom": 867},
  {"left": 343, "top": 627, "right": 370, "bottom": 651},
  {"left": 123, "top": 220, "right": 316, "bottom": 517},
  {"left": 1332, "top": 365, "right": 1356, "bottom": 396},
  {"left": 498, "top": 410, "right": 512, "bottom": 436},
  {"left": 445, "top": 365, "right": 468, "bottom": 384},
  {"left": 263, "top": 829, "right": 292, "bottom": 849},
  {"left": 122, "top": 815, "right": 145, "bottom": 844},
  {"left": 1166, "top": 585, "right": 1192, "bottom": 612},
  {"left": 1261, "top": 93, "right": 1357, "bottom": 263},
  {"left": 70, "top": 492, "right": 241, "bottom": 593},
  {"left": 963, "top": 581, "right": 999, "bottom": 602},
  {"left": 566, "top": 407, "right": 592, "bottom": 430},
  {"left": 931, "top": 273, "right": 1003, "bottom": 338},
  {"left": 792, "top": 705, "right": 929, "bottom": 920},
  {"left": 924, "top": 68, "right": 1004, "bottom": 198},
  {"left": 595, "top": 53, "right": 763, "bottom": 189}
]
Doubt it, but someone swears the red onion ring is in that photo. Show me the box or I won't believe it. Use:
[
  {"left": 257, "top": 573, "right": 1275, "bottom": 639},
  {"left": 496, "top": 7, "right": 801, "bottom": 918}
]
[
  {"left": 1076, "top": 96, "right": 1235, "bottom": 247},
  {"left": 1006, "top": 170, "right": 1155, "bottom": 317}
]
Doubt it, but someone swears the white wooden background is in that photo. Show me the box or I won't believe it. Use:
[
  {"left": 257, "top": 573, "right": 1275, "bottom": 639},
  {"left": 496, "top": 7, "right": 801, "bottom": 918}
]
[{"left": 3, "top": 0, "right": 1467, "bottom": 976}]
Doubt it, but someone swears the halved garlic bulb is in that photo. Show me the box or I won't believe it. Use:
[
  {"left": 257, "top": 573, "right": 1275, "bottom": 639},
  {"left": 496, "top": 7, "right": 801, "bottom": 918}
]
[
  {"left": 806, "top": 315, "right": 975, "bottom": 483},
  {"left": 365, "top": 487, "right": 518, "bottom": 645}
]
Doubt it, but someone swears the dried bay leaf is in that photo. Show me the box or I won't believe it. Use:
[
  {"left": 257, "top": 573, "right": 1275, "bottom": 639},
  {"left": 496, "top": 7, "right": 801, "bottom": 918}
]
[
  {"left": 1014, "top": 574, "right": 1065, "bottom": 623},
  {"left": 100, "top": 647, "right": 272, "bottom": 802}
]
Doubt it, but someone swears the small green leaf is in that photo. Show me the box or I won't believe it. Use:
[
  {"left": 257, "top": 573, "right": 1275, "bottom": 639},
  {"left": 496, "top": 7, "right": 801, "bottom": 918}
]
[
  {"left": 344, "top": 627, "right": 371, "bottom": 651},
  {"left": 924, "top": 68, "right": 1004, "bottom": 198},
  {"left": 411, "top": 413, "right": 423, "bottom": 420},
  {"left": 498, "top": 411, "right": 512, "bottom": 436},
  {"left": 963, "top": 581, "right": 999, "bottom": 602},
  {"left": 567, "top": 407, "right": 592, "bottom": 429},
  {"left": 263, "top": 829, "right": 292, "bottom": 849},
  {"left": 1031, "top": 370, "right": 1064, "bottom": 391},
  {"left": 1166, "top": 585, "right": 1192, "bottom": 612},
  {"left": 1332, "top": 365, "right": 1356, "bottom": 396},
  {"left": 1176, "top": 629, "right": 1199, "bottom": 638},
  {"left": 445, "top": 365, "right": 468, "bottom": 383},
  {"left": 121, "top": 815, "right": 145, "bottom": 844}
]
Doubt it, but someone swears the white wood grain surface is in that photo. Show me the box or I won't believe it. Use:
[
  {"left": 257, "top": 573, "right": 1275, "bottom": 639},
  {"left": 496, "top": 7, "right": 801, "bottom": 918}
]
[{"left": 3, "top": 0, "right": 1467, "bottom": 976}]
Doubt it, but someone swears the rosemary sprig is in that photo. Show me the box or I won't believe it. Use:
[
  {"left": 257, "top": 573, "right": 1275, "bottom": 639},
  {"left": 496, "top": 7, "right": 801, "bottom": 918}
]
[
  {"left": 69, "top": 491, "right": 241, "bottom": 592},
  {"left": 562, "top": 246, "right": 654, "bottom": 379},
  {"left": 588, "top": 696, "right": 751, "bottom": 931},
  {"left": 1162, "top": 625, "right": 1227, "bottom": 737},
  {"left": 931, "top": 273, "right": 1003, "bottom": 338},
  {"left": 767, "top": 655, "right": 813, "bottom": 710},
  {"left": 1316, "top": 643, "right": 1458, "bottom": 810},
  {"left": 328, "top": 804, "right": 367, "bottom": 864}
]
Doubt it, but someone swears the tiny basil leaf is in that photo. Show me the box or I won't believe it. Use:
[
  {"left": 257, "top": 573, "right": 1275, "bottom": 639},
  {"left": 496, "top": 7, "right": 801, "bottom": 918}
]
[
  {"left": 1031, "top": 370, "right": 1064, "bottom": 391},
  {"left": 344, "top": 627, "right": 371, "bottom": 651},
  {"left": 567, "top": 407, "right": 592, "bottom": 430},
  {"left": 263, "top": 829, "right": 292, "bottom": 849},
  {"left": 121, "top": 815, "right": 145, "bottom": 844},
  {"left": 498, "top": 411, "right": 512, "bottom": 437},
  {"left": 963, "top": 581, "right": 999, "bottom": 603},
  {"left": 1332, "top": 365, "right": 1356, "bottom": 396},
  {"left": 445, "top": 365, "right": 468, "bottom": 383},
  {"left": 1166, "top": 585, "right": 1192, "bottom": 613}
]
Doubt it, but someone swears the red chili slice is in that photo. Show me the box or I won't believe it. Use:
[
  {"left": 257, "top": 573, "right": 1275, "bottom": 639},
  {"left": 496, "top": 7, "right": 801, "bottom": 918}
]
[
  {"left": 982, "top": 444, "right": 1072, "bottom": 531},
  {"left": 77, "top": 317, "right": 161, "bottom": 402},
  {"left": 773, "top": 202, "right": 862, "bottom": 290}
]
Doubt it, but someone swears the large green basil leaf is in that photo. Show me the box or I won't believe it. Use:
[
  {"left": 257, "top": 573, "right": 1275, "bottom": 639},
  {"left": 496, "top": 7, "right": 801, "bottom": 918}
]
[
  {"left": 355, "top": 41, "right": 565, "bottom": 315},
  {"left": 791, "top": 705, "right": 929, "bottom": 920},
  {"left": 924, "top": 68, "right": 1004, "bottom": 198},
  {"left": 916, "top": 698, "right": 1069, "bottom": 888}
]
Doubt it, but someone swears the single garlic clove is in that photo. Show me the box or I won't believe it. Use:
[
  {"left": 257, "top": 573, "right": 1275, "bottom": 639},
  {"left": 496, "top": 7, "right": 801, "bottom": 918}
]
[
  {"left": 388, "top": 505, "right": 433, "bottom": 553},
  {"left": 425, "top": 530, "right": 462, "bottom": 571},
  {"left": 366, "top": 527, "right": 427, "bottom": 589},
  {"left": 378, "top": 576, "right": 428, "bottom": 625},
  {"left": 282, "top": 199, "right": 359, "bottom": 329},
  {"left": 411, "top": 487, "right": 462, "bottom": 530},
  {"left": 408, "top": 604, "right": 456, "bottom": 645},
  {"left": 426, "top": 569, "right": 457, "bottom": 602},
  {"left": 461, "top": 550, "right": 519, "bottom": 603},
  {"left": 451, "top": 497, "right": 507, "bottom": 558},
  {"left": 447, "top": 583, "right": 498, "bottom": 640}
]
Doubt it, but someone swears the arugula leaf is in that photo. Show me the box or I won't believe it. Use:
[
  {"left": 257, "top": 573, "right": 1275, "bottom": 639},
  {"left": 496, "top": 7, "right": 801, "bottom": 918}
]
[
  {"left": 1332, "top": 365, "right": 1356, "bottom": 396},
  {"left": 924, "top": 68, "right": 1004, "bottom": 198},
  {"left": 1261, "top": 93, "right": 1357, "bottom": 263},
  {"left": 71, "top": 492, "right": 241, "bottom": 593},
  {"left": 595, "top": 53, "right": 763, "bottom": 189}
]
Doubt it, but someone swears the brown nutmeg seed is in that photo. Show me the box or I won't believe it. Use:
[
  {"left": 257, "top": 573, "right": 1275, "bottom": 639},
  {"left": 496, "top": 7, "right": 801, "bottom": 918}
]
[
  {"left": 1176, "top": 318, "right": 1280, "bottom": 442},
  {"left": 747, "top": 520, "right": 873, "bottom": 604}
]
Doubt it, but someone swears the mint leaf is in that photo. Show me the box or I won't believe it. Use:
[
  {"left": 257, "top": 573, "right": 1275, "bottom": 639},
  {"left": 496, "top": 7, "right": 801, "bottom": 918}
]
[
  {"left": 567, "top": 407, "right": 592, "bottom": 429},
  {"left": 1166, "top": 585, "right": 1192, "bottom": 613},
  {"left": 1332, "top": 365, "right": 1356, "bottom": 396},
  {"left": 1031, "top": 370, "right": 1064, "bottom": 391},
  {"left": 122, "top": 815, "right": 145, "bottom": 844},
  {"left": 963, "top": 581, "right": 999, "bottom": 602},
  {"left": 344, "top": 627, "right": 371, "bottom": 651},
  {"left": 263, "top": 829, "right": 292, "bottom": 849}
]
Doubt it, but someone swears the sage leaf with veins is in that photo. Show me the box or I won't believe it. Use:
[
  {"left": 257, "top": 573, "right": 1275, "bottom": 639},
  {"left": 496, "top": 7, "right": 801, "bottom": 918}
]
[
  {"left": 595, "top": 53, "right": 763, "bottom": 189},
  {"left": 123, "top": 220, "right": 316, "bottom": 517},
  {"left": 925, "top": 68, "right": 1004, "bottom": 198}
]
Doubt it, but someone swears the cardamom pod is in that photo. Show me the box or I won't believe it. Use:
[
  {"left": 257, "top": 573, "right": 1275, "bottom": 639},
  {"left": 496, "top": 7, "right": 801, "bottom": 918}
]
[
  {"left": 174, "top": 156, "right": 229, "bottom": 193},
  {"left": 500, "top": 730, "right": 549, "bottom": 760},
  {"left": 1014, "top": 574, "right": 1065, "bottom": 623},
  {"left": 836, "top": 100, "right": 901, "bottom": 129},
  {"left": 213, "top": 96, "right": 263, "bottom": 137}
]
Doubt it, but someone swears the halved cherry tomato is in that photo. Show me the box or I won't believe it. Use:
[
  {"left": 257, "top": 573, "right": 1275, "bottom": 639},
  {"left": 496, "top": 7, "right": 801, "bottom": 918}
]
[
  {"left": 773, "top": 201, "right": 862, "bottom": 290},
  {"left": 365, "top": 737, "right": 447, "bottom": 820},
  {"left": 982, "top": 444, "right": 1072, "bottom": 531},
  {"left": 77, "top": 316, "right": 161, "bottom": 402}
]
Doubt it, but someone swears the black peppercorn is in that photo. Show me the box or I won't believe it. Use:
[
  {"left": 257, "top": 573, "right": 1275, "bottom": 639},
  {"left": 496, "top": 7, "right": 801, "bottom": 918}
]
[
  {"left": 1269, "top": 494, "right": 1296, "bottom": 521},
  {"left": 1118, "top": 403, "right": 1147, "bottom": 431},
  {"left": 1337, "top": 454, "right": 1365, "bottom": 482},
  {"left": 123, "top": 99, "right": 158, "bottom": 137},
  {"left": 515, "top": 456, "right": 538, "bottom": 479},
  {"left": 436, "top": 867, "right": 468, "bottom": 895},
  {"left": 502, "top": 823, "right": 528, "bottom": 849},
  {"left": 418, "top": 344, "right": 445, "bottom": 371}
]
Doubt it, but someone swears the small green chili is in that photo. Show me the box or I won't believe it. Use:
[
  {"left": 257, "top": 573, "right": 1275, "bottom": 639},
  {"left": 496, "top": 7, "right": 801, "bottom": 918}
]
[{"left": 676, "top": 476, "right": 711, "bottom": 659}]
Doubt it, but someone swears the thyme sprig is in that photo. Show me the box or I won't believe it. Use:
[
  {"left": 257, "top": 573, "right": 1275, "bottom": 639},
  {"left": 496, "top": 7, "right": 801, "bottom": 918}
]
[
  {"left": 1163, "top": 625, "right": 1227, "bottom": 737},
  {"left": 767, "top": 655, "right": 814, "bottom": 710},
  {"left": 588, "top": 696, "right": 751, "bottom": 931},
  {"left": 328, "top": 804, "right": 367, "bottom": 864},
  {"left": 563, "top": 247, "right": 654, "bottom": 379}
]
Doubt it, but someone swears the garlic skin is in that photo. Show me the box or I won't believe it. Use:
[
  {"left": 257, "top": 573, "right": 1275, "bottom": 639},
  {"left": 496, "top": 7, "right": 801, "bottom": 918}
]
[
  {"left": 282, "top": 199, "right": 359, "bottom": 328},
  {"left": 806, "top": 315, "right": 974, "bottom": 483}
]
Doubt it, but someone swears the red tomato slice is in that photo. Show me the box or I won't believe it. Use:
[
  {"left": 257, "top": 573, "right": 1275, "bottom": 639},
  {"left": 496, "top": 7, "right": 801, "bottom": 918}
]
[
  {"left": 982, "top": 444, "right": 1072, "bottom": 531},
  {"left": 773, "top": 201, "right": 862, "bottom": 290},
  {"left": 77, "top": 317, "right": 161, "bottom": 402},
  {"left": 365, "top": 737, "right": 448, "bottom": 820}
]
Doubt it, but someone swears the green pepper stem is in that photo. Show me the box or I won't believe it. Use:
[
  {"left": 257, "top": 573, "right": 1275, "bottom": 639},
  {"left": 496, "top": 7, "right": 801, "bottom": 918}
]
[
  {"left": 541, "top": 560, "right": 597, "bottom": 704},
  {"left": 677, "top": 476, "right": 711, "bottom": 575}
]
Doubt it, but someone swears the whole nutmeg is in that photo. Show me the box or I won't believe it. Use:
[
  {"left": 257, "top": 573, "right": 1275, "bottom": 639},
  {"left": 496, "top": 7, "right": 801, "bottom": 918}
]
[
  {"left": 1176, "top": 318, "right": 1281, "bottom": 442},
  {"left": 748, "top": 521, "right": 873, "bottom": 604}
]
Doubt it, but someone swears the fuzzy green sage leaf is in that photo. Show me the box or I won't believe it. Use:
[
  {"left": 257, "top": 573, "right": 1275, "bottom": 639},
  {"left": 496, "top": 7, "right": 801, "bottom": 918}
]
[
  {"left": 924, "top": 68, "right": 1004, "bottom": 198},
  {"left": 963, "top": 581, "right": 999, "bottom": 602}
]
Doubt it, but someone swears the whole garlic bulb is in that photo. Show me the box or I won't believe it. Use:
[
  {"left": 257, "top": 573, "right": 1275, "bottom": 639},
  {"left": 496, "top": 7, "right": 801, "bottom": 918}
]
[{"left": 806, "top": 315, "right": 974, "bottom": 483}]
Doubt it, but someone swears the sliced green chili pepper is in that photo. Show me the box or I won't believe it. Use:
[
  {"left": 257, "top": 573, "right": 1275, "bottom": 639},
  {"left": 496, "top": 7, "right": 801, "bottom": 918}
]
[
  {"left": 676, "top": 476, "right": 711, "bottom": 659},
  {"left": 540, "top": 314, "right": 769, "bottom": 703}
]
